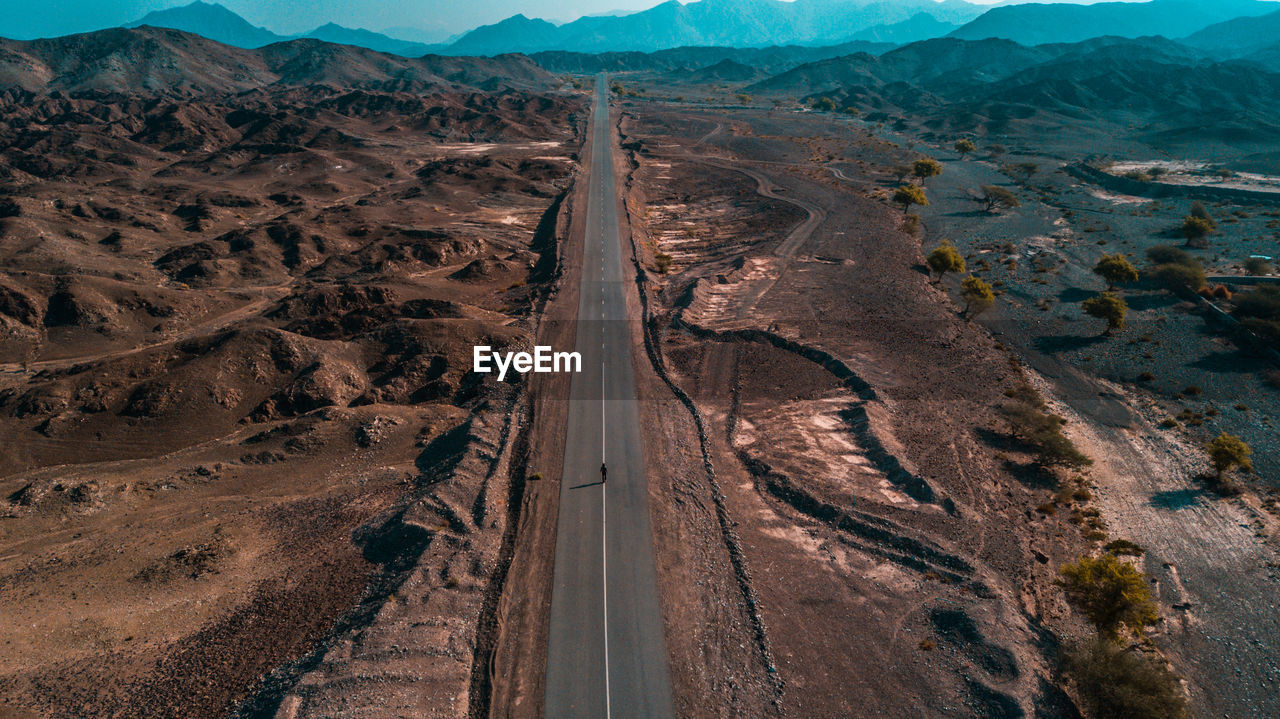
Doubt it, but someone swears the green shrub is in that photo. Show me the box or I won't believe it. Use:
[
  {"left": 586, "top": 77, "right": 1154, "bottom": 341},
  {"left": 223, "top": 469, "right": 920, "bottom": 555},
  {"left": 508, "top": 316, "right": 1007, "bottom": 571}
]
[
  {"left": 1148, "top": 263, "right": 1206, "bottom": 292},
  {"left": 1105, "top": 539, "right": 1145, "bottom": 557},
  {"left": 1145, "top": 245, "right": 1193, "bottom": 266},
  {"left": 1059, "top": 554, "right": 1159, "bottom": 637},
  {"left": 926, "top": 241, "right": 964, "bottom": 280},
  {"left": 1064, "top": 639, "right": 1188, "bottom": 719},
  {"left": 1234, "top": 285, "right": 1280, "bottom": 321}
]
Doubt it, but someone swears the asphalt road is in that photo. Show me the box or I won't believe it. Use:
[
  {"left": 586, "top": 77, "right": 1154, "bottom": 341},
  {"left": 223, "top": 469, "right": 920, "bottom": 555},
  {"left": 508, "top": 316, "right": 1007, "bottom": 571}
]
[{"left": 543, "top": 76, "right": 675, "bottom": 718}]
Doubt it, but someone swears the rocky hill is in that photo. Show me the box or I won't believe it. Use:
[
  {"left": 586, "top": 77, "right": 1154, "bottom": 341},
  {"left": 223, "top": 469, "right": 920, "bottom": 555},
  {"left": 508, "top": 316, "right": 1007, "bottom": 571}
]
[{"left": 0, "top": 27, "right": 553, "bottom": 95}]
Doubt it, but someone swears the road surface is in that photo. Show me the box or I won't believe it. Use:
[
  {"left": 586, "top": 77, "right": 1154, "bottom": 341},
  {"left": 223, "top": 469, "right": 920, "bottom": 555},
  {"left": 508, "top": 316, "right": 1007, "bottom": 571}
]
[{"left": 543, "top": 76, "right": 675, "bottom": 718}]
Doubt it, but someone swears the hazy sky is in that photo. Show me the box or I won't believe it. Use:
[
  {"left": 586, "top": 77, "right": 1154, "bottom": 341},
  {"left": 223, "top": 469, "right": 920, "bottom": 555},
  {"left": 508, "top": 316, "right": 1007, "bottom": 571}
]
[{"left": 0, "top": 0, "right": 1192, "bottom": 41}]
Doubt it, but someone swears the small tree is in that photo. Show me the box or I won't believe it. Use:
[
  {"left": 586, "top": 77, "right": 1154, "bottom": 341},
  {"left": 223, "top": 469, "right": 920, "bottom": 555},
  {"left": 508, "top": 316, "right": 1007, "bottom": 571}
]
[
  {"left": 978, "top": 185, "right": 1020, "bottom": 213},
  {"left": 1189, "top": 200, "right": 1214, "bottom": 224},
  {"left": 1082, "top": 292, "right": 1127, "bottom": 335},
  {"left": 894, "top": 184, "right": 928, "bottom": 214},
  {"left": 1059, "top": 554, "right": 1159, "bottom": 638},
  {"left": 1093, "top": 254, "right": 1139, "bottom": 290},
  {"left": 926, "top": 242, "right": 965, "bottom": 282},
  {"left": 913, "top": 157, "right": 942, "bottom": 183},
  {"left": 954, "top": 138, "right": 976, "bottom": 157},
  {"left": 1181, "top": 215, "right": 1214, "bottom": 248},
  {"left": 960, "top": 275, "right": 995, "bottom": 318},
  {"left": 810, "top": 96, "right": 836, "bottom": 112},
  {"left": 1207, "top": 433, "right": 1251, "bottom": 480}
]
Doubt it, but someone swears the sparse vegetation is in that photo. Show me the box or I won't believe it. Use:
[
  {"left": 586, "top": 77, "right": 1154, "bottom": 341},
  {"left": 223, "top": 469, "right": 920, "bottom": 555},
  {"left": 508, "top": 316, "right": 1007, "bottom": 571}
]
[
  {"left": 654, "top": 252, "right": 673, "bottom": 274},
  {"left": 1004, "top": 162, "right": 1039, "bottom": 182},
  {"left": 926, "top": 241, "right": 964, "bottom": 281},
  {"left": 1082, "top": 292, "right": 1127, "bottom": 335},
  {"left": 954, "top": 138, "right": 976, "bottom": 157},
  {"left": 810, "top": 96, "right": 836, "bottom": 112},
  {"left": 899, "top": 213, "right": 921, "bottom": 237},
  {"left": 1145, "top": 246, "right": 1206, "bottom": 292},
  {"left": 1207, "top": 433, "right": 1251, "bottom": 487},
  {"left": 912, "top": 157, "right": 942, "bottom": 184},
  {"left": 960, "top": 275, "right": 995, "bottom": 318},
  {"left": 999, "top": 383, "right": 1091, "bottom": 469},
  {"left": 1059, "top": 554, "right": 1159, "bottom": 638},
  {"left": 1105, "top": 539, "right": 1145, "bottom": 557},
  {"left": 1093, "top": 254, "right": 1139, "bottom": 290},
  {"left": 1244, "top": 257, "right": 1272, "bottom": 276},
  {"left": 977, "top": 185, "right": 1020, "bottom": 213},
  {"left": 894, "top": 184, "right": 928, "bottom": 214},
  {"left": 1232, "top": 285, "right": 1280, "bottom": 344},
  {"left": 1064, "top": 639, "right": 1188, "bottom": 719},
  {"left": 1180, "top": 215, "right": 1215, "bottom": 248}
]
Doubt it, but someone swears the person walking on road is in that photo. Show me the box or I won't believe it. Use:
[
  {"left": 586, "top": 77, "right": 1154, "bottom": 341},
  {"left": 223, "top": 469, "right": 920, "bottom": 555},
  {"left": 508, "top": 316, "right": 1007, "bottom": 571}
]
[{"left": 600, "top": 462, "right": 607, "bottom": 484}]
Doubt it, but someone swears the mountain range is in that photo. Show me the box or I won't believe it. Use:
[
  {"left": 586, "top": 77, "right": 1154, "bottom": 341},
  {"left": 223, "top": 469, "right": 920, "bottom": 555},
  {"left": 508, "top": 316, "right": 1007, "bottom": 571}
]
[
  {"left": 112, "top": 0, "right": 1280, "bottom": 60},
  {"left": 0, "top": 26, "right": 551, "bottom": 95},
  {"left": 947, "top": 0, "right": 1280, "bottom": 45},
  {"left": 126, "top": 1, "right": 438, "bottom": 56}
]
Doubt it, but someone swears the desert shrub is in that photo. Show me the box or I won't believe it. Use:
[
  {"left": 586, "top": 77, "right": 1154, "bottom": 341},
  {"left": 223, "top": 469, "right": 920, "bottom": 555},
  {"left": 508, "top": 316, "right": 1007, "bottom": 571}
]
[
  {"left": 960, "top": 275, "right": 995, "bottom": 318},
  {"left": 1145, "top": 245, "right": 1192, "bottom": 266},
  {"left": 1123, "top": 170, "right": 1152, "bottom": 182},
  {"left": 1064, "top": 639, "right": 1188, "bottom": 719},
  {"left": 900, "top": 213, "right": 921, "bottom": 236},
  {"left": 654, "top": 252, "right": 673, "bottom": 274},
  {"left": 954, "top": 138, "right": 976, "bottom": 156},
  {"left": 894, "top": 184, "right": 928, "bottom": 213},
  {"left": 926, "top": 241, "right": 964, "bottom": 280},
  {"left": 913, "top": 157, "right": 942, "bottom": 182},
  {"left": 1105, "top": 539, "right": 1145, "bottom": 557},
  {"left": 1093, "top": 254, "right": 1139, "bottom": 289},
  {"left": 1148, "top": 263, "right": 1205, "bottom": 292},
  {"left": 1188, "top": 200, "right": 1213, "bottom": 223},
  {"left": 1059, "top": 554, "right": 1159, "bottom": 637},
  {"left": 810, "top": 96, "right": 836, "bottom": 111},
  {"left": 978, "top": 185, "right": 1020, "bottom": 213},
  {"left": 999, "top": 390, "right": 1091, "bottom": 469},
  {"left": 1233, "top": 285, "right": 1280, "bottom": 321},
  {"left": 1207, "top": 432, "right": 1251, "bottom": 481},
  {"left": 1244, "top": 257, "right": 1272, "bottom": 276},
  {"left": 1082, "top": 292, "right": 1127, "bottom": 335},
  {"left": 1181, "top": 215, "right": 1215, "bottom": 248}
]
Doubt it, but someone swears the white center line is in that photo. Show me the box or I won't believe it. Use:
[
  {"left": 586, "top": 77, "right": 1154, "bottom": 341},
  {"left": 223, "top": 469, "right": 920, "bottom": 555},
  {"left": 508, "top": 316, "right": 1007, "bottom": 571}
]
[{"left": 598, "top": 81, "right": 613, "bottom": 719}]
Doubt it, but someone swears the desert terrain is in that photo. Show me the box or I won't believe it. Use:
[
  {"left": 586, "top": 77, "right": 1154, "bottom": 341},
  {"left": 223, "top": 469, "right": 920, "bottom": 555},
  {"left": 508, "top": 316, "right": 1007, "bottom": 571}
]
[
  {"left": 4, "top": 5, "right": 1280, "bottom": 719},
  {"left": 0, "top": 27, "right": 584, "bottom": 718}
]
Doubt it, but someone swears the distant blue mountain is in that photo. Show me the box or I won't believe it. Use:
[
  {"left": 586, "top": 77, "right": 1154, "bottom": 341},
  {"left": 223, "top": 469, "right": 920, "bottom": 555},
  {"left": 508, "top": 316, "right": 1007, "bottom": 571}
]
[
  {"left": 127, "top": 1, "right": 285, "bottom": 48},
  {"left": 445, "top": 0, "right": 988, "bottom": 55},
  {"left": 303, "top": 23, "right": 437, "bottom": 57},
  {"left": 949, "top": 0, "right": 1280, "bottom": 46},
  {"left": 127, "top": 1, "right": 441, "bottom": 57}
]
